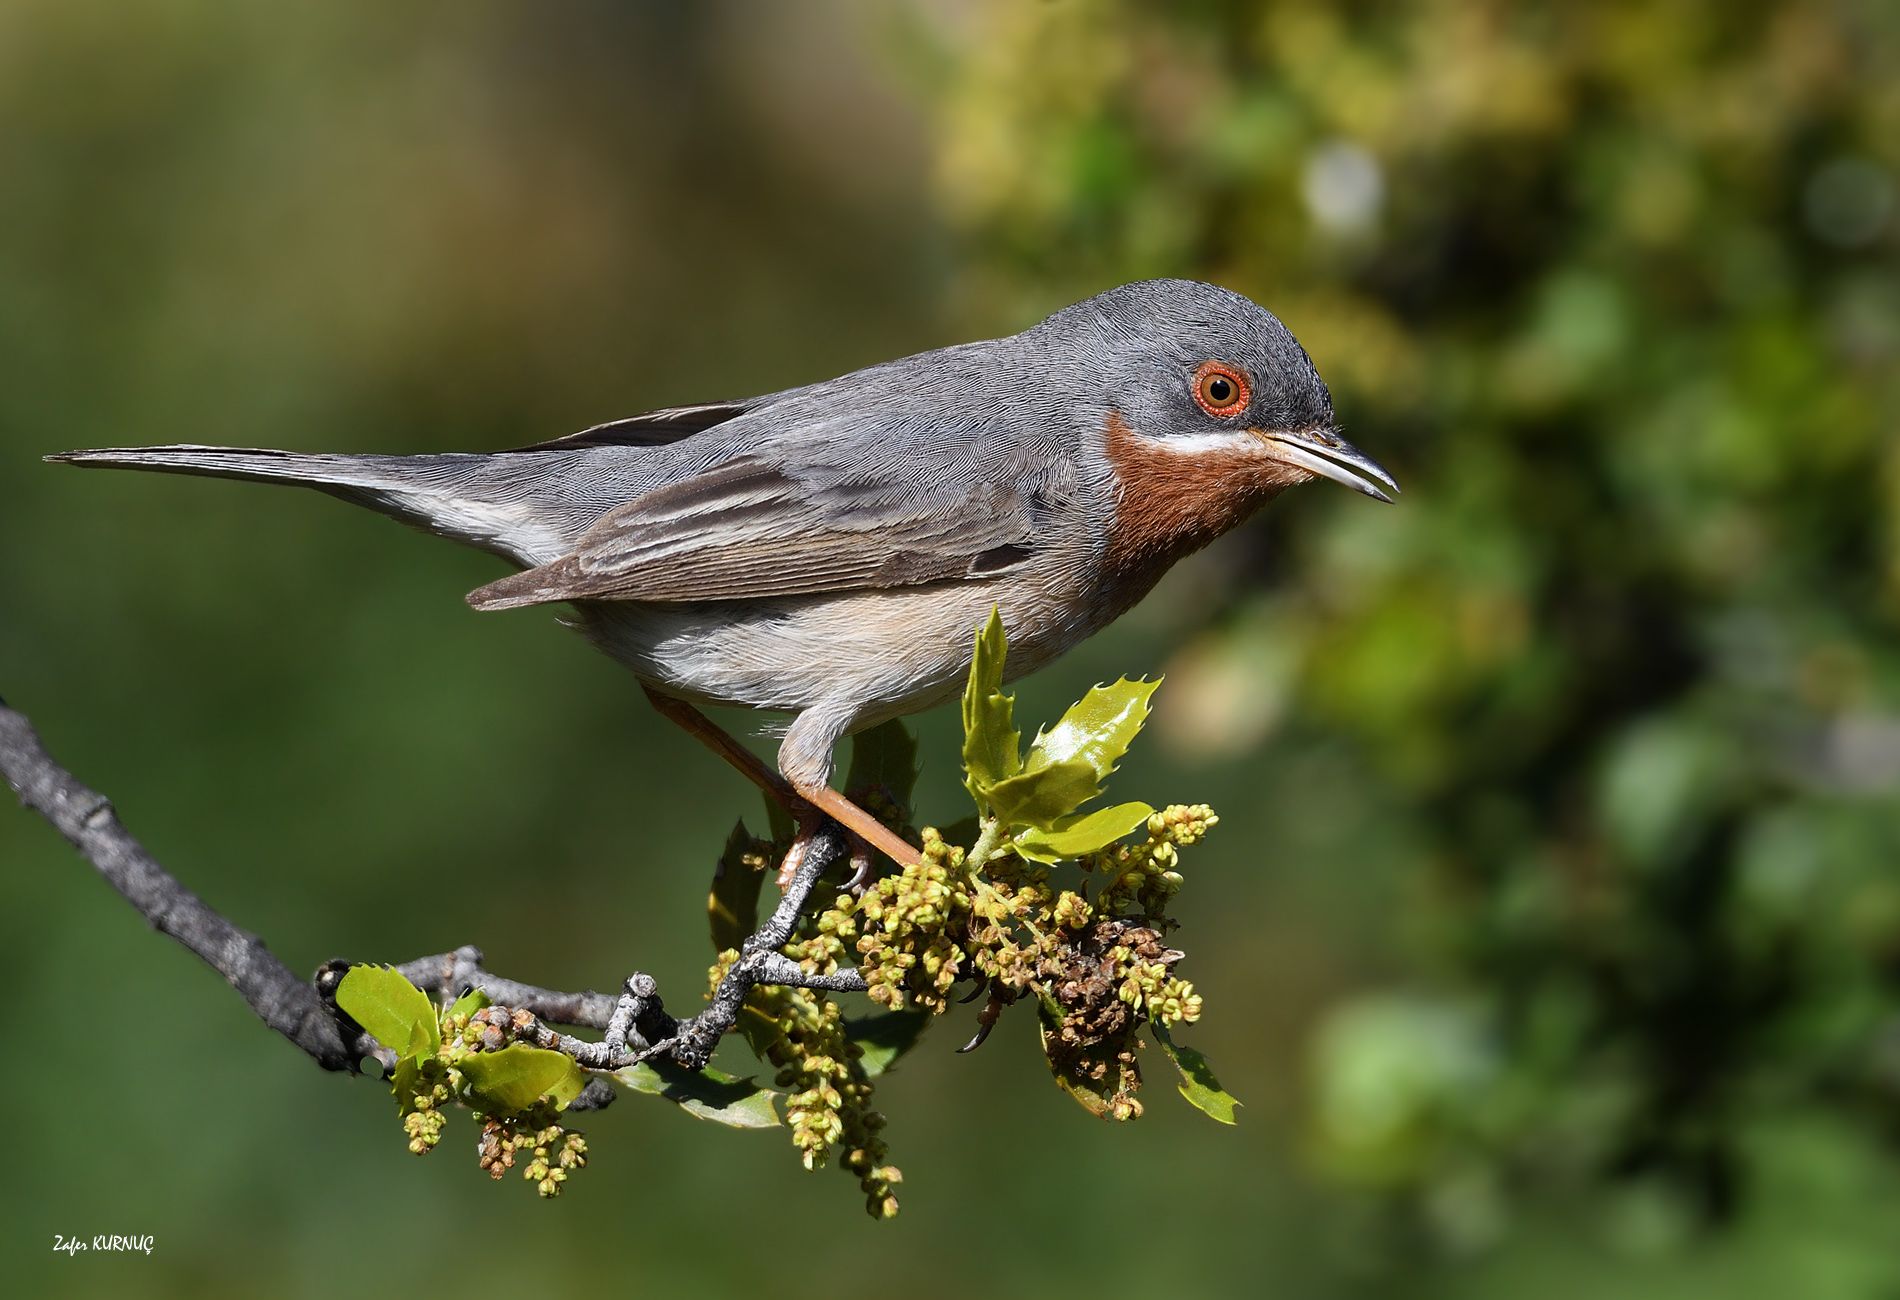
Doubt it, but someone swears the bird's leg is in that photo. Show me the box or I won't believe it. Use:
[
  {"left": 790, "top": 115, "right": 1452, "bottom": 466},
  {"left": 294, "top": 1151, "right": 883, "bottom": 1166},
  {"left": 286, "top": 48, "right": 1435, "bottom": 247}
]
[
  {"left": 640, "top": 686, "right": 922, "bottom": 871},
  {"left": 785, "top": 779, "right": 922, "bottom": 870}
]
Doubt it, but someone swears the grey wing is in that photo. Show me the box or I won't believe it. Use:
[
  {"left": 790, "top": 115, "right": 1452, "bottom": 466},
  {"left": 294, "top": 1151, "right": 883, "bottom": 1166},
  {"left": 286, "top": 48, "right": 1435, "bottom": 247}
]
[{"left": 466, "top": 451, "right": 1043, "bottom": 609}]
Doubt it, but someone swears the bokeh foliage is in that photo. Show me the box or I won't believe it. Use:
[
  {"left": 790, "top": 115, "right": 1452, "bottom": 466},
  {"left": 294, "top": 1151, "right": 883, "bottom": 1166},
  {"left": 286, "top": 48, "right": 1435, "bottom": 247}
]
[{"left": 928, "top": 0, "right": 1900, "bottom": 1256}]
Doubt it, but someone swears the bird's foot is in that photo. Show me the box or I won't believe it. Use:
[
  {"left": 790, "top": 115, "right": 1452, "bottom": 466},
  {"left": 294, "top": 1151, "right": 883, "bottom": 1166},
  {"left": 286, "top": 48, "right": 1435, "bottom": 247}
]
[{"left": 774, "top": 814, "right": 890, "bottom": 889}]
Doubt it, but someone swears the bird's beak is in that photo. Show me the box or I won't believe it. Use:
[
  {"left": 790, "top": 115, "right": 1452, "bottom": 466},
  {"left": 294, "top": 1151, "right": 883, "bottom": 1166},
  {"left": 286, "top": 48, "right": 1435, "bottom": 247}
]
[{"left": 1252, "top": 426, "right": 1399, "bottom": 503}]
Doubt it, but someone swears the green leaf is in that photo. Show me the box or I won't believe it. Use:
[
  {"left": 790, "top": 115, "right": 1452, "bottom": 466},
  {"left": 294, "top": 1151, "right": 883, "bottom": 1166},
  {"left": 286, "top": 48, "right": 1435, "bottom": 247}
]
[
  {"left": 709, "top": 818, "right": 768, "bottom": 954},
  {"left": 844, "top": 1010, "right": 933, "bottom": 1077},
  {"left": 980, "top": 758, "right": 1102, "bottom": 830},
  {"left": 389, "top": 1053, "right": 423, "bottom": 1115},
  {"left": 1024, "top": 677, "right": 1161, "bottom": 782},
  {"left": 459, "top": 1043, "right": 587, "bottom": 1115},
  {"left": 1013, "top": 801, "right": 1155, "bottom": 863},
  {"left": 846, "top": 719, "right": 919, "bottom": 810},
  {"left": 1152, "top": 1024, "right": 1241, "bottom": 1125},
  {"left": 607, "top": 1062, "right": 782, "bottom": 1128},
  {"left": 962, "top": 608, "right": 1021, "bottom": 804},
  {"left": 447, "top": 986, "right": 491, "bottom": 1021},
  {"left": 1050, "top": 1066, "right": 1115, "bottom": 1117},
  {"left": 336, "top": 965, "right": 440, "bottom": 1060}
]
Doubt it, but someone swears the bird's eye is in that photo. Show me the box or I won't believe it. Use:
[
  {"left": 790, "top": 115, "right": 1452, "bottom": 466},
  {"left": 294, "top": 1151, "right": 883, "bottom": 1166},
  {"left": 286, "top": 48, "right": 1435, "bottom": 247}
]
[{"left": 1193, "top": 362, "right": 1250, "bottom": 418}]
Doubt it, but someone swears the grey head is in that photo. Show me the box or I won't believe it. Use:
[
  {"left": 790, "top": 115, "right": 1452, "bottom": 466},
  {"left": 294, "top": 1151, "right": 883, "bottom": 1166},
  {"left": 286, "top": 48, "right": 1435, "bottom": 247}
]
[{"left": 1016, "top": 278, "right": 1396, "bottom": 502}]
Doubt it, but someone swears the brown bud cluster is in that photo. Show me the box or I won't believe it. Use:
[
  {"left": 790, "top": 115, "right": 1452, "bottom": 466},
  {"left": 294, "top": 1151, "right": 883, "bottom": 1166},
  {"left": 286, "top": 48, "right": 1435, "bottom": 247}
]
[
  {"left": 461, "top": 1005, "right": 517, "bottom": 1053},
  {"left": 1038, "top": 919, "right": 1192, "bottom": 1122},
  {"left": 476, "top": 1099, "right": 588, "bottom": 1198}
]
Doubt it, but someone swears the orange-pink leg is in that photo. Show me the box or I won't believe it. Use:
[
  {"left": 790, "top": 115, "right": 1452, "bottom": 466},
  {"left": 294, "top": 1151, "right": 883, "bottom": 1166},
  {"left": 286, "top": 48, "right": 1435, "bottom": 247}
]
[{"left": 641, "top": 686, "right": 922, "bottom": 870}]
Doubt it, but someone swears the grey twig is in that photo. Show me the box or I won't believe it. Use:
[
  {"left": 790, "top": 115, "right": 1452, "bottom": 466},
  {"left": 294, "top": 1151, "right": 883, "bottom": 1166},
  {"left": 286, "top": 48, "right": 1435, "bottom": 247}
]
[
  {"left": 502, "top": 826, "right": 871, "bottom": 1071},
  {"left": 663, "top": 823, "right": 867, "bottom": 1068},
  {"left": 393, "top": 946, "right": 621, "bottom": 1028},
  {"left": 4, "top": 695, "right": 874, "bottom": 1093}
]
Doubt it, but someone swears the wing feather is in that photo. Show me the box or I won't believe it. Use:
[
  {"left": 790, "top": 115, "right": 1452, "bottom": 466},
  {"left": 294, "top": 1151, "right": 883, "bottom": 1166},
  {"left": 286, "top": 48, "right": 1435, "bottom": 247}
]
[
  {"left": 503, "top": 401, "right": 753, "bottom": 452},
  {"left": 467, "top": 454, "right": 1040, "bottom": 610}
]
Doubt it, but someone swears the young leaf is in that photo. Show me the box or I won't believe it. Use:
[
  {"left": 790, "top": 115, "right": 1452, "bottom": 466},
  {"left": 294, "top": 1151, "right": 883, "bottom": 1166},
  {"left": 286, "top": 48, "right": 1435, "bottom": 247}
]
[
  {"left": 961, "top": 608, "right": 1020, "bottom": 803},
  {"left": 1023, "top": 678, "right": 1160, "bottom": 781},
  {"left": 709, "top": 818, "right": 768, "bottom": 954},
  {"left": 1049, "top": 1063, "right": 1115, "bottom": 1117},
  {"left": 979, "top": 758, "right": 1102, "bottom": 830},
  {"left": 844, "top": 1010, "right": 933, "bottom": 1078},
  {"left": 1013, "top": 801, "right": 1155, "bottom": 863},
  {"left": 336, "top": 965, "right": 440, "bottom": 1060},
  {"left": 1152, "top": 1024, "right": 1241, "bottom": 1125},
  {"left": 846, "top": 719, "right": 919, "bottom": 810},
  {"left": 447, "top": 986, "right": 492, "bottom": 1021},
  {"left": 608, "top": 1062, "right": 782, "bottom": 1128},
  {"left": 459, "top": 1043, "right": 587, "bottom": 1115},
  {"left": 389, "top": 1054, "right": 423, "bottom": 1115}
]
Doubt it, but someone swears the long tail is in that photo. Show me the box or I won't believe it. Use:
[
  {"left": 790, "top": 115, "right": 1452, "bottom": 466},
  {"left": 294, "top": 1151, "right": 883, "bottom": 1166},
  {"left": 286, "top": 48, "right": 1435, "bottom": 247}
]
[{"left": 48, "top": 444, "right": 579, "bottom": 568}]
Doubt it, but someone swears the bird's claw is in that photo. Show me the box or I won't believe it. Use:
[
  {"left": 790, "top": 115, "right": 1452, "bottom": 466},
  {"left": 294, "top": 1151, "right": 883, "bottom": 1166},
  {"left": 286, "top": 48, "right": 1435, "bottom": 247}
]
[{"left": 956, "top": 991, "right": 1007, "bottom": 1053}]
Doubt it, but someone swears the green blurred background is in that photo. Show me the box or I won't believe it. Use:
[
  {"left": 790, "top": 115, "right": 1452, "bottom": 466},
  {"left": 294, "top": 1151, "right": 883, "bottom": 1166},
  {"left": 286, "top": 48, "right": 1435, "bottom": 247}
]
[{"left": 5, "top": 1, "right": 1900, "bottom": 1294}]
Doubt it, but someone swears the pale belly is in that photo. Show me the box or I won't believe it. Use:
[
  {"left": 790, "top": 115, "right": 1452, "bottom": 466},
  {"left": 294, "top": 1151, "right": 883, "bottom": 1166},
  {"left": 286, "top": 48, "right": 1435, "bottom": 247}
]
[{"left": 571, "top": 565, "right": 1105, "bottom": 734}]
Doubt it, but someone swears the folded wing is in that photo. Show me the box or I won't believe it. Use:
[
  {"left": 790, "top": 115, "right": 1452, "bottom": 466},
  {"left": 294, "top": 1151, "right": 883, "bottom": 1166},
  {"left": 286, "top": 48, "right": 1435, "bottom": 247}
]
[{"left": 467, "top": 451, "right": 1041, "bottom": 609}]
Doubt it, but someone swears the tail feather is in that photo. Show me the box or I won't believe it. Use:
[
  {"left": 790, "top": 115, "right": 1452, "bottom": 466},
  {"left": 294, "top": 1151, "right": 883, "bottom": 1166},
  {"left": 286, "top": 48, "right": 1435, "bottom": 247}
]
[{"left": 48, "top": 444, "right": 574, "bottom": 568}]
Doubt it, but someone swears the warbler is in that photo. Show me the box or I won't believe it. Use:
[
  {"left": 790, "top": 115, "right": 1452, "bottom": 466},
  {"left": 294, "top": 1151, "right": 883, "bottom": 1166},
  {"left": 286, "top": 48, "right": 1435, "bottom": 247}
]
[{"left": 54, "top": 278, "right": 1396, "bottom": 865}]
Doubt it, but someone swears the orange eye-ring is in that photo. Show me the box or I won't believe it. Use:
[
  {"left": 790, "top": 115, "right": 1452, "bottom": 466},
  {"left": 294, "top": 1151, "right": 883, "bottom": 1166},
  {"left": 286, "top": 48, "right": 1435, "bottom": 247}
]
[{"left": 1193, "top": 362, "right": 1250, "bottom": 418}]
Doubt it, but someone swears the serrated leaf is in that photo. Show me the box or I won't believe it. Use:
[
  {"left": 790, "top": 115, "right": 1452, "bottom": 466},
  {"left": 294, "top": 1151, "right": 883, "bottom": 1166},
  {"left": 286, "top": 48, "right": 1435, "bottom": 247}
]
[
  {"left": 962, "top": 608, "right": 1020, "bottom": 804},
  {"left": 459, "top": 1043, "right": 587, "bottom": 1115},
  {"left": 844, "top": 1010, "right": 933, "bottom": 1078},
  {"left": 846, "top": 719, "right": 919, "bottom": 810},
  {"left": 336, "top": 965, "right": 439, "bottom": 1060},
  {"left": 1024, "top": 677, "right": 1161, "bottom": 782},
  {"left": 607, "top": 1062, "right": 782, "bottom": 1128},
  {"left": 390, "top": 1054, "right": 423, "bottom": 1115},
  {"left": 710, "top": 818, "right": 768, "bottom": 954},
  {"left": 1013, "top": 801, "right": 1155, "bottom": 863},
  {"left": 1153, "top": 1024, "right": 1241, "bottom": 1125},
  {"left": 447, "top": 987, "right": 491, "bottom": 1021},
  {"left": 980, "top": 758, "right": 1102, "bottom": 830}
]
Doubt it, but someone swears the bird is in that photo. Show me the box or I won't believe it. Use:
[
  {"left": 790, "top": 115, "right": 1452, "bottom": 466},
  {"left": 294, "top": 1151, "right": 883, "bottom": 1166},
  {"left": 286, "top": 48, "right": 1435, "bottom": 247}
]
[{"left": 51, "top": 278, "right": 1396, "bottom": 869}]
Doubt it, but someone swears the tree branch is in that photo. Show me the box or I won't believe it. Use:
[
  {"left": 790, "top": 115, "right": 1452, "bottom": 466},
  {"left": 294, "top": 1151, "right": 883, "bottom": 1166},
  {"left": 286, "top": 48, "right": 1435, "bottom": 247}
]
[{"left": 3, "top": 695, "right": 874, "bottom": 1095}]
